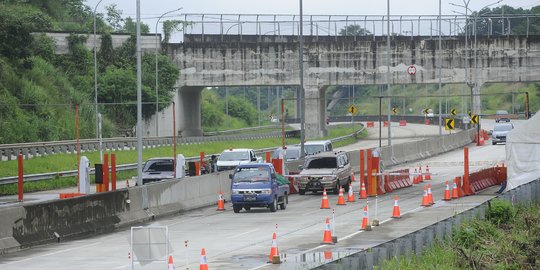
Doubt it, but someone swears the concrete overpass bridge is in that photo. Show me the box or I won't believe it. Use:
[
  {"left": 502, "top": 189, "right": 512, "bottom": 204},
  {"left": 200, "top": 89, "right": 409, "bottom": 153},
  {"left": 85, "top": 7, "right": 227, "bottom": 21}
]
[{"left": 152, "top": 14, "right": 540, "bottom": 138}]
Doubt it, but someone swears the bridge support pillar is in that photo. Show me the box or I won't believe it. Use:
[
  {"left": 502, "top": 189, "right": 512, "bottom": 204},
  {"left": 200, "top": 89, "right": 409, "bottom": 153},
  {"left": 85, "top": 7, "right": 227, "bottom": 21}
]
[
  {"left": 472, "top": 83, "right": 483, "bottom": 115},
  {"left": 178, "top": 86, "right": 203, "bottom": 137},
  {"left": 305, "top": 85, "right": 328, "bottom": 138}
]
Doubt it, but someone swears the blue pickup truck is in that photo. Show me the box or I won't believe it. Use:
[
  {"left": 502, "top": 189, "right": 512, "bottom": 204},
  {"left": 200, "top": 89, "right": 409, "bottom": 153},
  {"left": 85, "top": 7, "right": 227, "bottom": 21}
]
[{"left": 230, "top": 163, "right": 290, "bottom": 213}]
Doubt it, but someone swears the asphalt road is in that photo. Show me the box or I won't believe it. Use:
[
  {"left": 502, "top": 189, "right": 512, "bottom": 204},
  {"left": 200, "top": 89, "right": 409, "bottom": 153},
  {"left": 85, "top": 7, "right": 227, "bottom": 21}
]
[{"left": 0, "top": 120, "right": 519, "bottom": 270}]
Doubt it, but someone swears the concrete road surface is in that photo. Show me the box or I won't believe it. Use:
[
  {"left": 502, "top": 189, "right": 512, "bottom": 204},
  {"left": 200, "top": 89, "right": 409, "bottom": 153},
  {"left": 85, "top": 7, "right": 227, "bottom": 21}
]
[{"left": 0, "top": 120, "right": 520, "bottom": 270}]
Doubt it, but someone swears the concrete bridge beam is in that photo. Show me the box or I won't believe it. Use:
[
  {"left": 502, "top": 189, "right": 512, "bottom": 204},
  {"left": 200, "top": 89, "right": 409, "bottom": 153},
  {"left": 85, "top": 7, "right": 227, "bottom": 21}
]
[{"left": 178, "top": 86, "right": 203, "bottom": 137}]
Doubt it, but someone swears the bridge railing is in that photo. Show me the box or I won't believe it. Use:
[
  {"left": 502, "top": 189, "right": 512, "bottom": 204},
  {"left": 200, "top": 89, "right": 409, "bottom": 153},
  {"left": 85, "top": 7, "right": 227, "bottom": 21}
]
[{"left": 177, "top": 14, "right": 540, "bottom": 41}]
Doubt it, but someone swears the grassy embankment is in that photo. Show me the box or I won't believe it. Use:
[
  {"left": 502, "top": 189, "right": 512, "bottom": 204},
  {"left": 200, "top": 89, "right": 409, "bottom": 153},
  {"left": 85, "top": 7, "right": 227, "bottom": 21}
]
[
  {"left": 377, "top": 199, "right": 540, "bottom": 270},
  {"left": 0, "top": 125, "right": 367, "bottom": 195}
]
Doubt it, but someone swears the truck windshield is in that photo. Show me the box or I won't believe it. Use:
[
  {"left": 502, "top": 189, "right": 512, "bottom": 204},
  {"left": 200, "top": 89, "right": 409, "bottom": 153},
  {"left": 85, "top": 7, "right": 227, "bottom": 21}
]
[
  {"left": 220, "top": 151, "right": 249, "bottom": 161},
  {"left": 494, "top": 124, "right": 513, "bottom": 131},
  {"left": 233, "top": 168, "right": 270, "bottom": 182},
  {"left": 304, "top": 145, "right": 324, "bottom": 155},
  {"left": 305, "top": 157, "right": 337, "bottom": 169}
]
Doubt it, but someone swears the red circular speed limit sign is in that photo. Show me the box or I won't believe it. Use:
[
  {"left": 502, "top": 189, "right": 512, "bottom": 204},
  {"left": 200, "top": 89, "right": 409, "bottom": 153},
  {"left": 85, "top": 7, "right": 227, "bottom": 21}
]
[{"left": 407, "top": 65, "right": 417, "bottom": 75}]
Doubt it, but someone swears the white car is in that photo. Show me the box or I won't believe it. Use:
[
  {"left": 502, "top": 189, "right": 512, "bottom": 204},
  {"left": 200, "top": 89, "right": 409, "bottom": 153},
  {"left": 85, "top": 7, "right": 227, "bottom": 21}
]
[
  {"left": 216, "top": 148, "right": 263, "bottom": 171},
  {"left": 301, "top": 140, "right": 334, "bottom": 156}
]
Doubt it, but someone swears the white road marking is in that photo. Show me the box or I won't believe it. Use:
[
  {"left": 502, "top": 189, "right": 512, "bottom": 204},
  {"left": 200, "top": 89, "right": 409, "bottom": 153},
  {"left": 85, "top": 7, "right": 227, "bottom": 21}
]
[
  {"left": 226, "top": 228, "right": 259, "bottom": 239},
  {"left": 2, "top": 241, "right": 102, "bottom": 265}
]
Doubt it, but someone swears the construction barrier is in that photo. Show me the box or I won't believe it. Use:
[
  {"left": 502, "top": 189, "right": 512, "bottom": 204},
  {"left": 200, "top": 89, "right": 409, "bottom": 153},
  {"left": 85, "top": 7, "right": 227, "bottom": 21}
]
[
  {"left": 383, "top": 121, "right": 389, "bottom": 127},
  {"left": 425, "top": 119, "right": 430, "bottom": 125},
  {"left": 59, "top": 193, "right": 84, "bottom": 199},
  {"left": 468, "top": 166, "right": 507, "bottom": 194},
  {"left": 383, "top": 169, "right": 412, "bottom": 192},
  {"left": 399, "top": 120, "right": 407, "bottom": 126},
  {"left": 366, "top": 122, "right": 375, "bottom": 128}
]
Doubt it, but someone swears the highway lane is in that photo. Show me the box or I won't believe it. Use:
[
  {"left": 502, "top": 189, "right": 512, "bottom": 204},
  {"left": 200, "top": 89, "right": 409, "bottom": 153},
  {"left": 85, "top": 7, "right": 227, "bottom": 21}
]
[{"left": 0, "top": 120, "right": 516, "bottom": 270}]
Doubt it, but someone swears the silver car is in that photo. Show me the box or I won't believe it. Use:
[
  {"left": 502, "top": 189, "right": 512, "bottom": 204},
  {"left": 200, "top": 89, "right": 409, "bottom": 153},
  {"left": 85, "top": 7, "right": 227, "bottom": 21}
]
[
  {"left": 492, "top": 123, "right": 514, "bottom": 145},
  {"left": 141, "top": 158, "right": 175, "bottom": 184},
  {"left": 297, "top": 151, "right": 352, "bottom": 195}
]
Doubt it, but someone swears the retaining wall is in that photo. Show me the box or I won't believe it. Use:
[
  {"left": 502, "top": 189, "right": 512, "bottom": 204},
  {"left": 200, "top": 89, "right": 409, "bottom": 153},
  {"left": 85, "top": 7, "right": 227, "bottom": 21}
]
[
  {"left": 313, "top": 177, "right": 540, "bottom": 269},
  {"left": 0, "top": 172, "right": 231, "bottom": 255}
]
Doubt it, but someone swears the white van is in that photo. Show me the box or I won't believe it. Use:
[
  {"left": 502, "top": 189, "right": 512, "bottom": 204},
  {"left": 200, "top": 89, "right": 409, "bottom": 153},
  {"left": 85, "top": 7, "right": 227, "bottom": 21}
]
[
  {"left": 216, "top": 148, "right": 263, "bottom": 171},
  {"left": 301, "top": 140, "right": 333, "bottom": 156}
]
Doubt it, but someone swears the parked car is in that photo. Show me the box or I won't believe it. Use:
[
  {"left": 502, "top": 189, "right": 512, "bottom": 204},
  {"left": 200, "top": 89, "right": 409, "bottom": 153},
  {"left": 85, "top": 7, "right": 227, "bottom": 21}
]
[
  {"left": 271, "top": 145, "right": 301, "bottom": 161},
  {"left": 491, "top": 123, "right": 514, "bottom": 145},
  {"left": 141, "top": 158, "right": 175, "bottom": 185},
  {"left": 495, "top": 110, "right": 510, "bottom": 123},
  {"left": 216, "top": 148, "right": 263, "bottom": 171},
  {"left": 300, "top": 140, "right": 333, "bottom": 156},
  {"left": 297, "top": 151, "right": 352, "bottom": 195},
  {"left": 230, "top": 163, "right": 289, "bottom": 213}
]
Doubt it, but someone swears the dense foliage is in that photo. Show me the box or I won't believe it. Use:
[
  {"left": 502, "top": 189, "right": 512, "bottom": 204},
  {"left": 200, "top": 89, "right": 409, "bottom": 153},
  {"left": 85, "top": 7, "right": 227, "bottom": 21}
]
[{"left": 0, "top": 1, "right": 177, "bottom": 143}]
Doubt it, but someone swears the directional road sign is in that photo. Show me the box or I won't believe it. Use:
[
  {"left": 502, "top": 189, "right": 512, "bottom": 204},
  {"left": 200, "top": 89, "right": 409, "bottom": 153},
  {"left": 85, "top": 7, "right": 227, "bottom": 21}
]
[
  {"left": 445, "top": 118, "right": 455, "bottom": 130},
  {"left": 470, "top": 114, "right": 479, "bottom": 124},
  {"left": 468, "top": 111, "right": 472, "bottom": 117},
  {"left": 392, "top": 107, "right": 398, "bottom": 114},
  {"left": 348, "top": 105, "right": 358, "bottom": 115},
  {"left": 451, "top": 108, "right": 457, "bottom": 116},
  {"left": 423, "top": 108, "right": 430, "bottom": 115}
]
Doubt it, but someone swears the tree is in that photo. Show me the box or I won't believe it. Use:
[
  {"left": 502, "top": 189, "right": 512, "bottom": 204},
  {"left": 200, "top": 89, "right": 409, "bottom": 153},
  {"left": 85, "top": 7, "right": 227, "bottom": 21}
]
[
  {"left": 105, "top": 4, "right": 124, "bottom": 32},
  {"left": 123, "top": 17, "right": 150, "bottom": 34},
  {"left": 0, "top": 4, "right": 54, "bottom": 68},
  {"left": 339, "top": 24, "right": 371, "bottom": 36}
]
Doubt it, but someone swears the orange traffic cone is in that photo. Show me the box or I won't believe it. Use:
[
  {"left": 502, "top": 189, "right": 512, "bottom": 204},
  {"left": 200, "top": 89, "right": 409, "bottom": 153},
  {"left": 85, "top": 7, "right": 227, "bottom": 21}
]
[
  {"left": 200, "top": 248, "right": 208, "bottom": 270},
  {"left": 361, "top": 205, "right": 371, "bottom": 230},
  {"left": 418, "top": 166, "right": 424, "bottom": 182},
  {"left": 359, "top": 181, "right": 367, "bottom": 199},
  {"left": 321, "top": 218, "right": 335, "bottom": 245},
  {"left": 347, "top": 185, "right": 356, "bottom": 202},
  {"left": 427, "top": 184, "right": 434, "bottom": 205},
  {"left": 443, "top": 181, "right": 452, "bottom": 201},
  {"left": 451, "top": 179, "right": 459, "bottom": 199},
  {"left": 425, "top": 165, "right": 431, "bottom": 180},
  {"left": 392, "top": 196, "right": 401, "bottom": 218},
  {"left": 167, "top": 255, "right": 175, "bottom": 270},
  {"left": 217, "top": 192, "right": 225, "bottom": 211},
  {"left": 351, "top": 172, "right": 356, "bottom": 182},
  {"left": 412, "top": 168, "right": 420, "bottom": 184},
  {"left": 336, "top": 187, "right": 346, "bottom": 205},
  {"left": 421, "top": 186, "right": 431, "bottom": 207},
  {"left": 268, "top": 232, "right": 281, "bottom": 263},
  {"left": 320, "top": 188, "right": 330, "bottom": 209}
]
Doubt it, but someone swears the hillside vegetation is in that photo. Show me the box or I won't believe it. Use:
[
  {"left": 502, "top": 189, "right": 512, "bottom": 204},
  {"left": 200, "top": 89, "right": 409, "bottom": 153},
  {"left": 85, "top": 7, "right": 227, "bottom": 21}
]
[{"left": 0, "top": 1, "right": 178, "bottom": 144}]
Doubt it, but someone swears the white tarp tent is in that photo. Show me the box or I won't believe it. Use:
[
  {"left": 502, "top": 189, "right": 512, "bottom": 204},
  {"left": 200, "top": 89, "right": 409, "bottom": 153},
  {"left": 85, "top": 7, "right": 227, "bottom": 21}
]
[{"left": 505, "top": 110, "right": 540, "bottom": 190}]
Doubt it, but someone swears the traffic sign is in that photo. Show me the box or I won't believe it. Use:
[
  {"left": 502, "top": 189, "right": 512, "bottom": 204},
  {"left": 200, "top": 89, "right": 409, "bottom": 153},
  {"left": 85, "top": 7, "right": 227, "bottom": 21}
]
[
  {"left": 445, "top": 118, "right": 455, "bottom": 130},
  {"left": 407, "top": 65, "right": 417, "bottom": 75},
  {"left": 468, "top": 111, "right": 472, "bottom": 117},
  {"left": 392, "top": 107, "right": 398, "bottom": 114},
  {"left": 451, "top": 108, "right": 457, "bottom": 116},
  {"left": 348, "top": 105, "right": 358, "bottom": 115},
  {"left": 423, "top": 108, "right": 430, "bottom": 115},
  {"left": 470, "top": 114, "right": 479, "bottom": 124}
]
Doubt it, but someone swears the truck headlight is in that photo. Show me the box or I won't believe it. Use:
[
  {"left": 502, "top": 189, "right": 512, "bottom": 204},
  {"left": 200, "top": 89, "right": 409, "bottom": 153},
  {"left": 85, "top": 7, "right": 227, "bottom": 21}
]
[
  {"left": 260, "top": 189, "right": 272, "bottom": 194},
  {"left": 322, "top": 176, "right": 335, "bottom": 182},
  {"left": 232, "top": 190, "right": 241, "bottom": 195}
]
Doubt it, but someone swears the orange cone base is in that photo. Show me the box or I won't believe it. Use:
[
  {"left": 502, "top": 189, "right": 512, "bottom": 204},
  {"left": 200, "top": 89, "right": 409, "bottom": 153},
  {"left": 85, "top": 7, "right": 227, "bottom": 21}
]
[{"left": 321, "top": 231, "right": 335, "bottom": 245}]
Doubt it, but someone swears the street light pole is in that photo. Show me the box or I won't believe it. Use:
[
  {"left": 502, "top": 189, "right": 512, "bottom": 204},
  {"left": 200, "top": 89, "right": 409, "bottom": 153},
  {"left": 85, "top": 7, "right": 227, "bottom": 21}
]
[
  {"left": 93, "top": 0, "right": 104, "bottom": 162},
  {"left": 299, "top": 0, "right": 306, "bottom": 158},
  {"left": 438, "top": 0, "right": 443, "bottom": 136},
  {"left": 155, "top": 8, "right": 182, "bottom": 137},
  {"left": 136, "top": 0, "right": 143, "bottom": 186},
  {"left": 386, "top": 0, "right": 392, "bottom": 146}
]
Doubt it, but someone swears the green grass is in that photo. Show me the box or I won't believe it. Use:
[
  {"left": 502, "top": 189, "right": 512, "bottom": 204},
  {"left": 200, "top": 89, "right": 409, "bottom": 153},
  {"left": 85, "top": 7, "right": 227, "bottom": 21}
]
[
  {"left": 0, "top": 125, "right": 367, "bottom": 195},
  {"left": 377, "top": 200, "right": 540, "bottom": 270},
  {"left": 0, "top": 170, "right": 137, "bottom": 195}
]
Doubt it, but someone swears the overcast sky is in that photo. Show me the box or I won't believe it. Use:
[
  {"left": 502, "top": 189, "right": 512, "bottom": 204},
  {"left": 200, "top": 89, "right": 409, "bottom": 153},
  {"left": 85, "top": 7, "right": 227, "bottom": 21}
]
[{"left": 84, "top": 0, "right": 540, "bottom": 39}]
